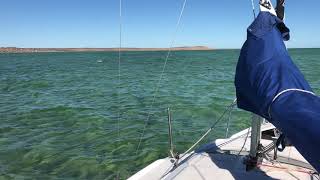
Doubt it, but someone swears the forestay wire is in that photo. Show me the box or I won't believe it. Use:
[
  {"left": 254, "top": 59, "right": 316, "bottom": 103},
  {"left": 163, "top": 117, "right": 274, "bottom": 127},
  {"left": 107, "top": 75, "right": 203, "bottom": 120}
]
[
  {"left": 178, "top": 0, "right": 258, "bottom": 160},
  {"left": 135, "top": 0, "right": 258, "bottom": 158},
  {"left": 179, "top": 99, "right": 237, "bottom": 159},
  {"left": 135, "top": 0, "right": 188, "bottom": 154},
  {"left": 116, "top": 0, "right": 122, "bottom": 178},
  {"left": 117, "top": 0, "right": 122, "bottom": 147},
  {"left": 251, "top": 0, "right": 257, "bottom": 19}
]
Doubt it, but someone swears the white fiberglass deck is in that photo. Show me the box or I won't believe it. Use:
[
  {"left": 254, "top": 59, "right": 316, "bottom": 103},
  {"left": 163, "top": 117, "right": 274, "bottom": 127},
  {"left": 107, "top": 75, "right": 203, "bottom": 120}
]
[{"left": 129, "top": 123, "right": 318, "bottom": 180}]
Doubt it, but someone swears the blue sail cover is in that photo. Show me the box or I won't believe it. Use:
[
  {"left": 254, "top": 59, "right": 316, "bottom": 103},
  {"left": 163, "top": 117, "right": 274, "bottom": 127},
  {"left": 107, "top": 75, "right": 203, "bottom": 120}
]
[{"left": 235, "top": 12, "right": 320, "bottom": 172}]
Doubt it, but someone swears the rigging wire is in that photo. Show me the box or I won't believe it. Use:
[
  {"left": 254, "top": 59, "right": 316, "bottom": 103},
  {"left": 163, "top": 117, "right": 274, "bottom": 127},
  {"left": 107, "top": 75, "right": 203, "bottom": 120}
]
[
  {"left": 170, "top": 0, "right": 257, "bottom": 161},
  {"left": 225, "top": 105, "right": 234, "bottom": 138},
  {"left": 179, "top": 0, "right": 258, "bottom": 160},
  {"left": 134, "top": 0, "right": 263, "bottom": 163},
  {"left": 237, "top": 126, "right": 251, "bottom": 156},
  {"left": 118, "top": 0, "right": 122, "bottom": 143},
  {"left": 135, "top": 0, "right": 188, "bottom": 154},
  {"left": 162, "top": 0, "right": 258, "bottom": 164},
  {"left": 251, "top": 0, "right": 257, "bottom": 19},
  {"left": 179, "top": 99, "right": 237, "bottom": 160},
  {"left": 217, "top": 128, "right": 252, "bottom": 148},
  {"left": 232, "top": 0, "right": 258, "bottom": 158},
  {"left": 116, "top": 0, "right": 122, "bottom": 178},
  {"left": 161, "top": 0, "right": 318, "bottom": 175}
]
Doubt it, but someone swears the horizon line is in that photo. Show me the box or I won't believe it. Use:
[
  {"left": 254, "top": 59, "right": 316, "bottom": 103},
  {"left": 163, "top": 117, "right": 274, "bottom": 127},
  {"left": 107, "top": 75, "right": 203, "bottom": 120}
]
[{"left": 1, "top": 46, "right": 319, "bottom": 49}]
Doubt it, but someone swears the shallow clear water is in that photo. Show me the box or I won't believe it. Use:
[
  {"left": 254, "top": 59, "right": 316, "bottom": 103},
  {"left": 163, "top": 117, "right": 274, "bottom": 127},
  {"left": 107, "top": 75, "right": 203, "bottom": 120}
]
[{"left": 0, "top": 49, "right": 319, "bottom": 179}]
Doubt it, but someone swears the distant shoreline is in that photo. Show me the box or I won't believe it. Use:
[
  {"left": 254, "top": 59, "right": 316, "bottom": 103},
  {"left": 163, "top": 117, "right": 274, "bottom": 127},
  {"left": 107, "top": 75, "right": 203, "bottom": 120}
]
[{"left": 0, "top": 46, "right": 214, "bottom": 53}]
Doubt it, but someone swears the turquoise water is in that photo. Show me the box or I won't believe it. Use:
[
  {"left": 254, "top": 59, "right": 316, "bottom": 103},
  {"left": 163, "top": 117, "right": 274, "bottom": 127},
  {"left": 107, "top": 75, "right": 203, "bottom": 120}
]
[{"left": 0, "top": 49, "right": 319, "bottom": 179}]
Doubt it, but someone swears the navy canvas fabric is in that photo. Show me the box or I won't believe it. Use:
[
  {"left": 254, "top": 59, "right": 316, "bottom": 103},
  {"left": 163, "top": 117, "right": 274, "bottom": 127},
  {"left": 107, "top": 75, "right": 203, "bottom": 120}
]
[{"left": 235, "top": 12, "right": 320, "bottom": 172}]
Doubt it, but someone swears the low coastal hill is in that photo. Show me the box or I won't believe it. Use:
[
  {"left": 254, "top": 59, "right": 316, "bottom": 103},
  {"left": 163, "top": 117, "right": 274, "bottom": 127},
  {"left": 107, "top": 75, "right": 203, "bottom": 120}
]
[{"left": 0, "top": 46, "right": 213, "bottom": 53}]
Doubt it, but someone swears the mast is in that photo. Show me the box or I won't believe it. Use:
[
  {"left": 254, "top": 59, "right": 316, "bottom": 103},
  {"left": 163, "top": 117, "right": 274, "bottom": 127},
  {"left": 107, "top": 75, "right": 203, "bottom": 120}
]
[
  {"left": 250, "top": 114, "right": 263, "bottom": 158},
  {"left": 245, "top": 1, "right": 276, "bottom": 169},
  {"left": 246, "top": 113, "right": 264, "bottom": 171}
]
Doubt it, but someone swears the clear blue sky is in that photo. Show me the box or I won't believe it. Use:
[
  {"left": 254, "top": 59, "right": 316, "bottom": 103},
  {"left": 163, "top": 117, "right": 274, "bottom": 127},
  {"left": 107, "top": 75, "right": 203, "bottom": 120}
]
[{"left": 1, "top": 0, "right": 320, "bottom": 49}]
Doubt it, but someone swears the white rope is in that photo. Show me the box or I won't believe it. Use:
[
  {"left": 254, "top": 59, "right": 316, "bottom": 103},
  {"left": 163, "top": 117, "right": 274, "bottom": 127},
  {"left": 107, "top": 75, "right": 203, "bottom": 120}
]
[
  {"left": 268, "top": 88, "right": 316, "bottom": 118},
  {"left": 272, "top": 89, "right": 315, "bottom": 103},
  {"left": 135, "top": 0, "right": 188, "bottom": 154}
]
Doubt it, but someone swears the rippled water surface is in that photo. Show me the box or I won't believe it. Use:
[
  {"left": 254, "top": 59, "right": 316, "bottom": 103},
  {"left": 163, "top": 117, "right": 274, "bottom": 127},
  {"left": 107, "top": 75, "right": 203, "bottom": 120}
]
[{"left": 0, "top": 49, "right": 319, "bottom": 179}]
